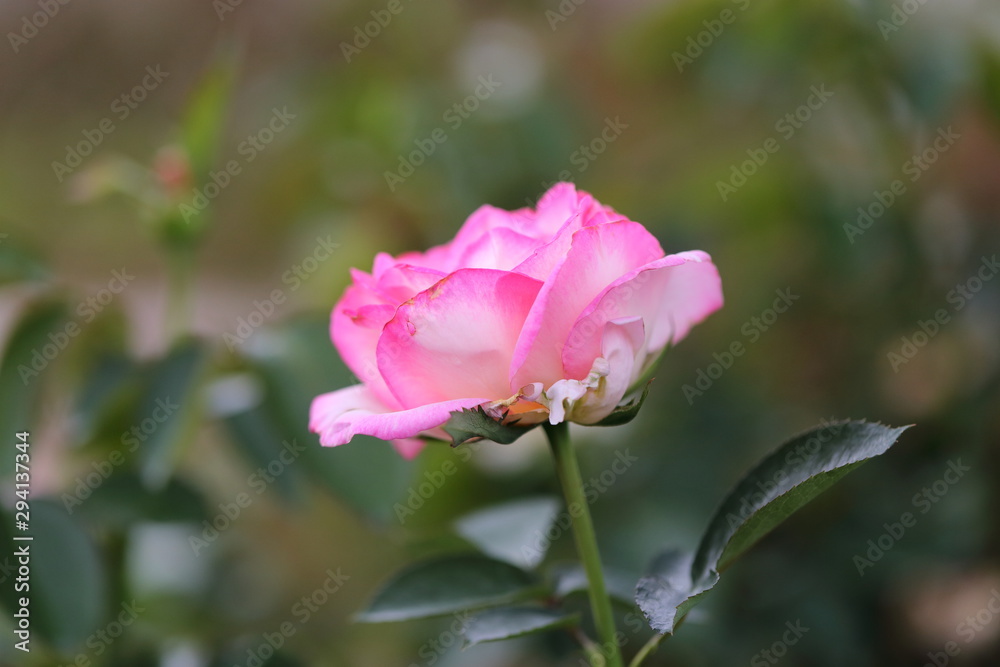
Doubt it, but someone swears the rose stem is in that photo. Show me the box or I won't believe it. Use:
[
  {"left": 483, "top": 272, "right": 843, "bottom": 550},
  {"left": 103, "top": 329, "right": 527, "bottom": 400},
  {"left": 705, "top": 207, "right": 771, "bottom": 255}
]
[{"left": 544, "top": 421, "right": 624, "bottom": 667}]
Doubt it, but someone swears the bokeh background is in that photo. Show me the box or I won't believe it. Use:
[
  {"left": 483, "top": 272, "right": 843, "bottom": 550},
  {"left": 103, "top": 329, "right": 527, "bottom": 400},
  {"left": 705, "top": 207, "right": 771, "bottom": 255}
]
[{"left": 2, "top": 0, "right": 1000, "bottom": 665}]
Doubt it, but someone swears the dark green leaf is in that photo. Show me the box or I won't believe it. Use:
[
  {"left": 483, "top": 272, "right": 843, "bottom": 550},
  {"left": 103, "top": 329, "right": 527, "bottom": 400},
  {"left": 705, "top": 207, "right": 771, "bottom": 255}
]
[
  {"left": 0, "top": 499, "right": 106, "bottom": 652},
  {"left": 242, "top": 318, "right": 413, "bottom": 524},
  {"left": 980, "top": 48, "right": 1000, "bottom": 133},
  {"left": 218, "top": 378, "right": 306, "bottom": 503},
  {"left": 454, "top": 497, "right": 561, "bottom": 569},
  {"left": 73, "top": 474, "right": 206, "bottom": 528},
  {"left": 136, "top": 339, "right": 209, "bottom": 490},
  {"left": 442, "top": 406, "right": 539, "bottom": 447},
  {"left": 593, "top": 383, "right": 651, "bottom": 427},
  {"left": 0, "top": 301, "right": 67, "bottom": 478},
  {"left": 693, "top": 421, "right": 910, "bottom": 579},
  {"left": 462, "top": 606, "right": 578, "bottom": 647},
  {"left": 634, "top": 551, "right": 716, "bottom": 635},
  {"left": 636, "top": 420, "right": 909, "bottom": 634},
  {"left": 357, "top": 555, "right": 540, "bottom": 623},
  {"left": 70, "top": 352, "right": 137, "bottom": 446}
]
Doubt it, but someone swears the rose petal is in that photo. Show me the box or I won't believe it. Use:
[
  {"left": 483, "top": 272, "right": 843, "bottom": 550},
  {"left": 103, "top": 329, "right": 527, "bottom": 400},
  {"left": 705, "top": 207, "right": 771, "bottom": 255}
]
[
  {"left": 332, "top": 265, "right": 444, "bottom": 407},
  {"left": 452, "top": 225, "right": 542, "bottom": 271},
  {"left": 562, "top": 251, "right": 724, "bottom": 380},
  {"left": 310, "top": 384, "right": 488, "bottom": 446},
  {"left": 510, "top": 220, "right": 665, "bottom": 390},
  {"left": 378, "top": 268, "right": 544, "bottom": 407},
  {"left": 331, "top": 285, "right": 399, "bottom": 407},
  {"left": 544, "top": 316, "right": 645, "bottom": 424},
  {"left": 513, "top": 184, "right": 622, "bottom": 280},
  {"left": 391, "top": 438, "right": 426, "bottom": 460}
]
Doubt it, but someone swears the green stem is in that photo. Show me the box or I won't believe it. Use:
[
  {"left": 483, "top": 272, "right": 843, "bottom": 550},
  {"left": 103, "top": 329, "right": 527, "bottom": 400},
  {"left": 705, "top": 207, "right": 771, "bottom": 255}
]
[
  {"left": 166, "top": 245, "right": 195, "bottom": 342},
  {"left": 544, "top": 422, "right": 623, "bottom": 667},
  {"left": 628, "top": 634, "right": 663, "bottom": 667}
]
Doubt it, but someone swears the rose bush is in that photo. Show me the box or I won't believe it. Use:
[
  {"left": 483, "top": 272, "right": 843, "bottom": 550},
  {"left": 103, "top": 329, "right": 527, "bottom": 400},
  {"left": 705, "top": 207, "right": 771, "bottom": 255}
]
[{"left": 310, "top": 183, "right": 723, "bottom": 457}]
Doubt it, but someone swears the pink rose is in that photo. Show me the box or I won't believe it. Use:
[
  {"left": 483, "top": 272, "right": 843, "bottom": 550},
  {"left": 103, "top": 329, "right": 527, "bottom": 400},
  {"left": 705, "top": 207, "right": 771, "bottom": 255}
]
[{"left": 310, "top": 183, "right": 723, "bottom": 458}]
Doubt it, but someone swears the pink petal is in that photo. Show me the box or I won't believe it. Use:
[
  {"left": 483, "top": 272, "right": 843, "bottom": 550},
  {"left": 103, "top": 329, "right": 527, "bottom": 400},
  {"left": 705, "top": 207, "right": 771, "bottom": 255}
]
[
  {"left": 593, "top": 316, "right": 648, "bottom": 418},
  {"left": 510, "top": 221, "right": 666, "bottom": 390},
  {"left": 451, "top": 204, "right": 527, "bottom": 253},
  {"left": 378, "top": 269, "right": 544, "bottom": 407},
  {"left": 452, "top": 226, "right": 542, "bottom": 271},
  {"left": 391, "top": 438, "right": 427, "bottom": 460},
  {"left": 374, "top": 263, "right": 446, "bottom": 303},
  {"left": 310, "top": 384, "right": 487, "bottom": 446},
  {"left": 331, "top": 284, "right": 400, "bottom": 408},
  {"left": 332, "top": 265, "right": 444, "bottom": 408},
  {"left": 562, "top": 251, "right": 724, "bottom": 380},
  {"left": 545, "top": 317, "right": 646, "bottom": 425},
  {"left": 532, "top": 183, "right": 590, "bottom": 235},
  {"left": 513, "top": 185, "right": 622, "bottom": 280}
]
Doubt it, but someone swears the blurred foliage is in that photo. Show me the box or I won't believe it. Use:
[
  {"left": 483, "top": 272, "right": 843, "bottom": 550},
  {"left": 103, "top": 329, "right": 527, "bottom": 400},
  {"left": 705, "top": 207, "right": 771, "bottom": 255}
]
[{"left": 1, "top": 0, "right": 1000, "bottom": 665}]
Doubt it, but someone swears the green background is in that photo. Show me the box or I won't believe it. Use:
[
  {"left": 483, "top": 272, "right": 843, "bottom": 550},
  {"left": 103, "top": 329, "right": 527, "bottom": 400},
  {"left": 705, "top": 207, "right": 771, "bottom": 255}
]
[{"left": 2, "top": 0, "right": 1000, "bottom": 665}]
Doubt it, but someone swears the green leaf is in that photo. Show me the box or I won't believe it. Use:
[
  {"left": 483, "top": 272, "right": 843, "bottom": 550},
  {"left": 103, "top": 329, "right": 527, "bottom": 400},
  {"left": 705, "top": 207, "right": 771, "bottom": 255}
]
[
  {"left": 0, "top": 236, "right": 48, "bottom": 285},
  {"left": 357, "top": 555, "right": 540, "bottom": 623},
  {"left": 592, "top": 383, "right": 651, "bottom": 427},
  {"left": 180, "top": 42, "right": 240, "bottom": 180},
  {"left": 241, "top": 319, "right": 413, "bottom": 524},
  {"left": 74, "top": 474, "right": 206, "bottom": 528},
  {"left": 634, "top": 551, "right": 716, "bottom": 635},
  {"left": 462, "top": 606, "right": 579, "bottom": 647},
  {"left": 454, "top": 496, "right": 561, "bottom": 569},
  {"left": 135, "top": 339, "right": 209, "bottom": 490},
  {"left": 217, "top": 379, "right": 306, "bottom": 503},
  {"left": 70, "top": 352, "right": 137, "bottom": 446},
  {"left": 0, "top": 499, "right": 107, "bottom": 652},
  {"left": 442, "top": 406, "right": 539, "bottom": 447},
  {"left": 0, "top": 301, "right": 67, "bottom": 478},
  {"left": 167, "top": 41, "right": 240, "bottom": 244},
  {"left": 636, "top": 420, "right": 909, "bottom": 634}
]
